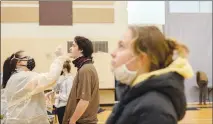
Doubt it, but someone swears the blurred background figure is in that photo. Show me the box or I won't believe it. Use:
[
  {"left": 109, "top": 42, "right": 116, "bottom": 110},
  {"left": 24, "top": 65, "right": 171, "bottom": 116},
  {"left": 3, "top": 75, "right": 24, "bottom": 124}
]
[
  {"left": 196, "top": 71, "right": 208, "bottom": 105},
  {"left": 46, "top": 60, "right": 74, "bottom": 124}
]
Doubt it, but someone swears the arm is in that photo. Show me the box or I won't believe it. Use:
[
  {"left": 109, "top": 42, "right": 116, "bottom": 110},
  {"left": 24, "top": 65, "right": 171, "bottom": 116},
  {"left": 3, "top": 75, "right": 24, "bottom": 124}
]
[
  {"left": 7, "top": 56, "right": 69, "bottom": 108},
  {"left": 45, "top": 77, "right": 62, "bottom": 100},
  {"left": 23, "top": 56, "right": 68, "bottom": 95},
  {"left": 69, "top": 99, "right": 89, "bottom": 123},
  {"left": 54, "top": 76, "right": 64, "bottom": 92},
  {"left": 196, "top": 72, "right": 200, "bottom": 83},
  {"left": 67, "top": 77, "right": 74, "bottom": 96},
  {"left": 69, "top": 68, "right": 92, "bottom": 123}
]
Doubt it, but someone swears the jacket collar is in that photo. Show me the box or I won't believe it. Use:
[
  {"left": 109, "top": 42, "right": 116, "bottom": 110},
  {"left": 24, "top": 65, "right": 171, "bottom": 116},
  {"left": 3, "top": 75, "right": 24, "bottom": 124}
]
[{"left": 131, "top": 57, "right": 194, "bottom": 87}]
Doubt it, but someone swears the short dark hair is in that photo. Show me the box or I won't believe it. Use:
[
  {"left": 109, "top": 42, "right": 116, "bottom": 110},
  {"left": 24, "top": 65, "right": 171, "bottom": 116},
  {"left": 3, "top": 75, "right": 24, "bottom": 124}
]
[
  {"left": 2, "top": 50, "right": 24, "bottom": 88},
  {"left": 74, "top": 36, "right": 93, "bottom": 59}
]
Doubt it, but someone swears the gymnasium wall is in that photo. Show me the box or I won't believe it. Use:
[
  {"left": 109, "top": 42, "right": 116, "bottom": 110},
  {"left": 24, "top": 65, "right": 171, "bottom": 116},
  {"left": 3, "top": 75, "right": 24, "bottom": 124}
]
[
  {"left": 1, "top": 1, "right": 164, "bottom": 104},
  {"left": 1, "top": 1, "right": 127, "bottom": 86}
]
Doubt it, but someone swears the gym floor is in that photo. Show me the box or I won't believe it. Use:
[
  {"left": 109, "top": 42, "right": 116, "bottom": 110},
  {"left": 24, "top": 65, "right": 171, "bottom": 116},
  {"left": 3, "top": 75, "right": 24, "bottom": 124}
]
[{"left": 98, "top": 104, "right": 212, "bottom": 124}]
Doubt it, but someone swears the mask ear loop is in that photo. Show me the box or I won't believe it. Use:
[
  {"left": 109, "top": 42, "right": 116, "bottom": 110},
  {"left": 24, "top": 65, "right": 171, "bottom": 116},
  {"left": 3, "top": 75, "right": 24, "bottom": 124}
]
[
  {"left": 10, "top": 54, "right": 20, "bottom": 73},
  {"left": 126, "top": 54, "right": 147, "bottom": 84},
  {"left": 10, "top": 54, "right": 17, "bottom": 63},
  {"left": 124, "top": 56, "right": 139, "bottom": 71},
  {"left": 15, "top": 57, "right": 29, "bottom": 68},
  {"left": 12, "top": 54, "right": 16, "bottom": 59},
  {"left": 11, "top": 55, "right": 28, "bottom": 63},
  {"left": 122, "top": 56, "right": 140, "bottom": 85}
]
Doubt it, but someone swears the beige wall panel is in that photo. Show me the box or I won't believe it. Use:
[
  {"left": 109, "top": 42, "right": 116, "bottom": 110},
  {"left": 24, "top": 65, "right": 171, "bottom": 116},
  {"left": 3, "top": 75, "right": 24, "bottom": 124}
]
[
  {"left": 1, "top": 38, "right": 116, "bottom": 89},
  {"left": 73, "top": 8, "right": 114, "bottom": 23},
  {"left": 93, "top": 52, "right": 114, "bottom": 89},
  {"left": 99, "top": 90, "right": 115, "bottom": 104},
  {"left": 2, "top": 1, "right": 114, "bottom": 5},
  {"left": 1, "top": 7, "right": 39, "bottom": 22},
  {"left": 73, "top": 1, "right": 114, "bottom": 5},
  {"left": 1, "top": 1, "right": 38, "bottom": 4},
  {"left": 1, "top": 2, "right": 128, "bottom": 90},
  {"left": 1, "top": 7, "right": 114, "bottom": 23}
]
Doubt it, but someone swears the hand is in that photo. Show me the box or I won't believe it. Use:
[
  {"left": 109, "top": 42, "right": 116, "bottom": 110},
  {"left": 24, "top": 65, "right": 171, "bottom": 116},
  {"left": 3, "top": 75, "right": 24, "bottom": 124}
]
[
  {"left": 57, "top": 53, "right": 71, "bottom": 61},
  {"left": 45, "top": 91, "right": 53, "bottom": 100},
  {"left": 55, "top": 45, "right": 64, "bottom": 57}
]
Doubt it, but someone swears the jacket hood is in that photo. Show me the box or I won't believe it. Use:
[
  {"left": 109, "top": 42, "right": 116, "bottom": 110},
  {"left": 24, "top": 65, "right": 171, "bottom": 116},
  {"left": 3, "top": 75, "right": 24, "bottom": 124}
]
[
  {"left": 132, "top": 57, "right": 194, "bottom": 86},
  {"left": 122, "top": 57, "right": 194, "bottom": 120}
]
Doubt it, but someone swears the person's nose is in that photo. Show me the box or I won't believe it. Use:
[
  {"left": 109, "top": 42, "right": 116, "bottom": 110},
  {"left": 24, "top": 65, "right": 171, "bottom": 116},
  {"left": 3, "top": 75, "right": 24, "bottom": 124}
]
[{"left": 111, "top": 50, "right": 117, "bottom": 58}]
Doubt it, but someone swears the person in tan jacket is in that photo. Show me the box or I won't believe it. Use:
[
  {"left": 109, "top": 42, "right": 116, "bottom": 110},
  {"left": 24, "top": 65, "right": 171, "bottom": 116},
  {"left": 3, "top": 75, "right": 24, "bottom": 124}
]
[{"left": 196, "top": 71, "right": 208, "bottom": 105}]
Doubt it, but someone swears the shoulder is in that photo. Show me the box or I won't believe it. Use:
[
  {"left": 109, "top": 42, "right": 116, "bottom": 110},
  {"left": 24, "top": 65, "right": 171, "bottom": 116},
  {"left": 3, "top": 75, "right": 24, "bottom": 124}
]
[
  {"left": 57, "top": 76, "right": 65, "bottom": 82},
  {"left": 141, "top": 91, "right": 172, "bottom": 106},
  {"left": 133, "top": 91, "right": 176, "bottom": 117},
  {"left": 126, "top": 91, "right": 177, "bottom": 123},
  {"left": 58, "top": 75, "right": 65, "bottom": 79},
  {"left": 12, "top": 71, "right": 38, "bottom": 79},
  {"left": 109, "top": 92, "right": 176, "bottom": 124},
  {"left": 79, "top": 64, "right": 96, "bottom": 74},
  {"left": 67, "top": 75, "right": 74, "bottom": 81}
]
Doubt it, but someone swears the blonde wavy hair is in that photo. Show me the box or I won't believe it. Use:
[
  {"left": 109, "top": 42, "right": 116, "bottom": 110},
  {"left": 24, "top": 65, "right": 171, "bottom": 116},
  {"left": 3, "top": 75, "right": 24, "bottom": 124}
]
[{"left": 129, "top": 25, "right": 189, "bottom": 71}]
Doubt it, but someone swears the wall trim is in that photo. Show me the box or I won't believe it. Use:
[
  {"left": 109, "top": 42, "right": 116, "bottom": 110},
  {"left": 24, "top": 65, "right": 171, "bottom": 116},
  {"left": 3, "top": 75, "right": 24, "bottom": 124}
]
[{"left": 1, "top": 4, "right": 114, "bottom": 8}]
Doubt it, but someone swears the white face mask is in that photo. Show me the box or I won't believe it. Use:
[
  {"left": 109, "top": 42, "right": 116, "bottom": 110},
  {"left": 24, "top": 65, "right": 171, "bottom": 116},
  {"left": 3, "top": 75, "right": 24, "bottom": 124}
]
[{"left": 113, "top": 64, "right": 137, "bottom": 85}]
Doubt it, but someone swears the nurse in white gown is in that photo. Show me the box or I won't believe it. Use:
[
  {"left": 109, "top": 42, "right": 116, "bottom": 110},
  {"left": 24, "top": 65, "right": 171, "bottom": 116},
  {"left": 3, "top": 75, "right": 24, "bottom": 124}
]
[{"left": 3, "top": 48, "right": 69, "bottom": 124}]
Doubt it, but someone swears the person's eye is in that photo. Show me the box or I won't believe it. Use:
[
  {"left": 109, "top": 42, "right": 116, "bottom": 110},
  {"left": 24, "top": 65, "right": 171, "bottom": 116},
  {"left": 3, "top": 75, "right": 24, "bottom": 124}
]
[
  {"left": 118, "top": 43, "right": 125, "bottom": 49},
  {"left": 117, "top": 40, "right": 126, "bottom": 50},
  {"left": 118, "top": 44, "right": 122, "bottom": 48}
]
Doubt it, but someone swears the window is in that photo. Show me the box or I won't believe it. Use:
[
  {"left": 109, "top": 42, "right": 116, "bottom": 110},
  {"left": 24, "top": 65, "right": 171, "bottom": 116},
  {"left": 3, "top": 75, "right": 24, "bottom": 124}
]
[
  {"left": 200, "top": 1, "right": 212, "bottom": 13},
  {"left": 127, "top": 1, "right": 165, "bottom": 24},
  {"left": 169, "top": 1, "right": 212, "bottom": 13}
]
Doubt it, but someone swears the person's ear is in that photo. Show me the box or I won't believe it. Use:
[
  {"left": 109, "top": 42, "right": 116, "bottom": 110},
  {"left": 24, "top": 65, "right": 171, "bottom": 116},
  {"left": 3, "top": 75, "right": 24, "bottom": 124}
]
[
  {"left": 138, "top": 52, "right": 145, "bottom": 61},
  {"left": 138, "top": 52, "right": 149, "bottom": 66}
]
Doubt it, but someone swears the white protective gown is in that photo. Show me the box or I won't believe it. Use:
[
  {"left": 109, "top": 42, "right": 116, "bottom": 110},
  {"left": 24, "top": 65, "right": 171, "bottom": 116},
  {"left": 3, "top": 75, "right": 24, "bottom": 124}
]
[
  {"left": 1, "top": 89, "right": 7, "bottom": 124},
  {"left": 4, "top": 56, "right": 67, "bottom": 124}
]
